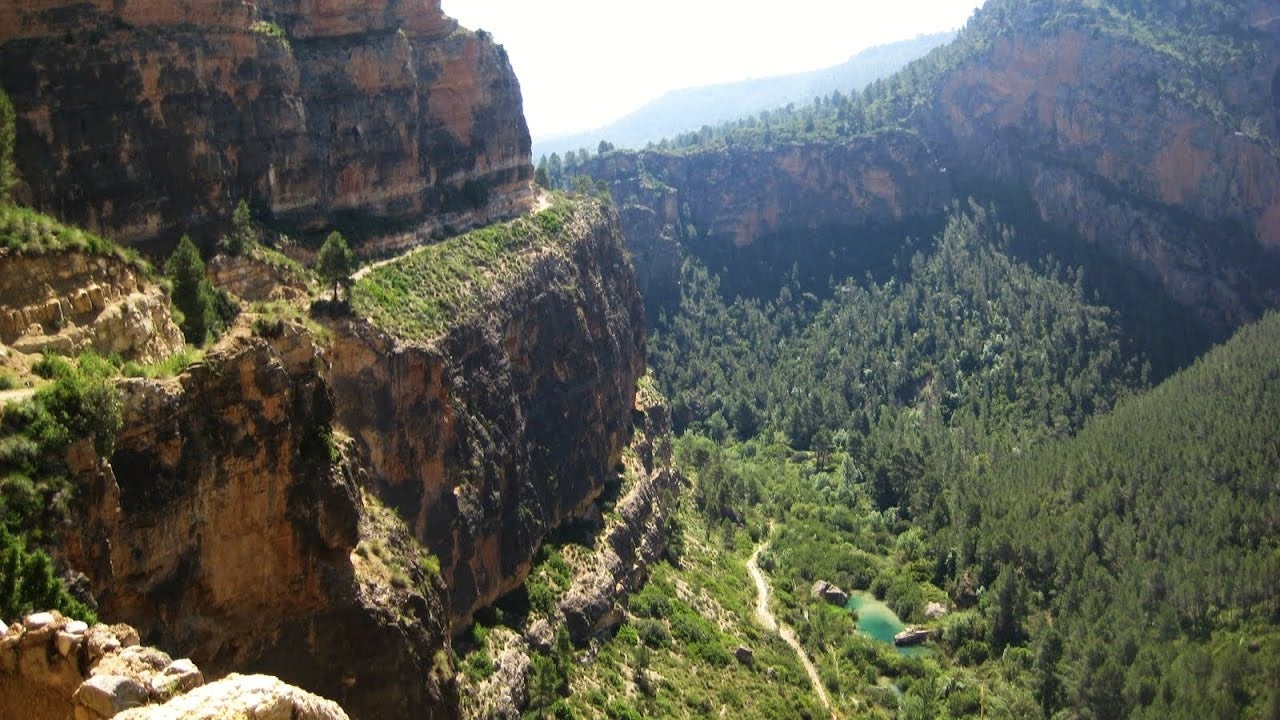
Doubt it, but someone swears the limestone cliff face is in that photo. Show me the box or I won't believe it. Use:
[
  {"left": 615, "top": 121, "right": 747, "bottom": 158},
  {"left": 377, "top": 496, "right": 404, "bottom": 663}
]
[
  {"left": 328, "top": 200, "right": 646, "bottom": 630},
  {"left": 925, "top": 13, "right": 1280, "bottom": 328},
  {"left": 0, "top": 252, "right": 184, "bottom": 363},
  {"left": 64, "top": 324, "right": 459, "bottom": 720},
  {"left": 582, "top": 131, "right": 953, "bottom": 313},
  {"left": 585, "top": 3, "right": 1280, "bottom": 330},
  {"left": 0, "top": 0, "right": 533, "bottom": 251}
]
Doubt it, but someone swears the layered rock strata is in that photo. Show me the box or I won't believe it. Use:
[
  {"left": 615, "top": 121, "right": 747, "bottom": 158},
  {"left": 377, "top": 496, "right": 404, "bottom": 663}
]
[
  {"left": 0, "top": 252, "right": 183, "bottom": 363},
  {"left": 63, "top": 323, "right": 459, "bottom": 719},
  {"left": 583, "top": 3, "right": 1280, "bottom": 330},
  {"left": 0, "top": 0, "right": 533, "bottom": 251}
]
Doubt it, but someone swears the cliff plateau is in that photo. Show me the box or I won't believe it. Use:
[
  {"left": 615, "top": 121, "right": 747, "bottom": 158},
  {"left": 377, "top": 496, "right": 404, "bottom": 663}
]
[
  {"left": 333, "top": 196, "right": 647, "bottom": 629},
  {"left": 0, "top": 0, "right": 533, "bottom": 253}
]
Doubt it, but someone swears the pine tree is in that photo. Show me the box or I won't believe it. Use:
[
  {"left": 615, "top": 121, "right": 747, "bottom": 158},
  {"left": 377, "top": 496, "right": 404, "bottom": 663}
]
[
  {"left": 318, "top": 231, "right": 355, "bottom": 301},
  {"left": 221, "top": 199, "right": 256, "bottom": 256},
  {"left": 0, "top": 86, "right": 16, "bottom": 204},
  {"left": 165, "top": 235, "right": 217, "bottom": 344}
]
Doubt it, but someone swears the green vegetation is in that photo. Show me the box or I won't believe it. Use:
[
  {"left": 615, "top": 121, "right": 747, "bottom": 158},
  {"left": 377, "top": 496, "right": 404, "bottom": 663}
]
[
  {"left": 0, "top": 352, "right": 120, "bottom": 623},
  {"left": 0, "top": 85, "right": 16, "bottom": 204},
  {"left": 1, "top": 525, "right": 96, "bottom": 623},
  {"left": 249, "top": 20, "right": 290, "bottom": 48},
  {"left": 220, "top": 199, "right": 256, "bottom": 256},
  {"left": 631, "top": 190, "right": 1280, "bottom": 717},
  {"left": 0, "top": 205, "right": 149, "bottom": 270},
  {"left": 165, "top": 236, "right": 235, "bottom": 345},
  {"left": 351, "top": 194, "right": 586, "bottom": 341},
  {"left": 317, "top": 231, "right": 355, "bottom": 301},
  {"left": 120, "top": 348, "right": 201, "bottom": 379}
]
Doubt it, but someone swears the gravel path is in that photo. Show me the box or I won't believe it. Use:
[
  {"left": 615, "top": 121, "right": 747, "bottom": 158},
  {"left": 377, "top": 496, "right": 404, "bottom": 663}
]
[{"left": 747, "top": 541, "right": 838, "bottom": 719}]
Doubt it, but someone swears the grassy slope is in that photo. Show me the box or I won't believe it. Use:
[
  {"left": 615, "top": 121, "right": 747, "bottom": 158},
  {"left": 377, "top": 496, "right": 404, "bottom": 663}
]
[{"left": 350, "top": 195, "right": 588, "bottom": 342}]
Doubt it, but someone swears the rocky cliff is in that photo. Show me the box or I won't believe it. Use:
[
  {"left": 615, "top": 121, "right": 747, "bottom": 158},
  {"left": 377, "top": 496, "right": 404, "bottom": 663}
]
[
  {"left": 582, "top": 0, "right": 1280, "bottom": 331},
  {"left": 330, "top": 196, "right": 647, "bottom": 630},
  {"left": 462, "top": 375, "right": 684, "bottom": 720},
  {"left": 63, "top": 323, "right": 459, "bottom": 720},
  {"left": 583, "top": 131, "right": 953, "bottom": 314},
  {"left": 47, "top": 196, "right": 648, "bottom": 718},
  {"left": 0, "top": 251, "right": 184, "bottom": 364},
  {"left": 0, "top": 0, "right": 533, "bottom": 253},
  {"left": 923, "top": 3, "right": 1280, "bottom": 329}
]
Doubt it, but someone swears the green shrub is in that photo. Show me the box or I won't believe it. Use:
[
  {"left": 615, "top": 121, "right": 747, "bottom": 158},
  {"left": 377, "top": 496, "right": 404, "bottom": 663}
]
[{"left": 0, "top": 525, "right": 96, "bottom": 623}]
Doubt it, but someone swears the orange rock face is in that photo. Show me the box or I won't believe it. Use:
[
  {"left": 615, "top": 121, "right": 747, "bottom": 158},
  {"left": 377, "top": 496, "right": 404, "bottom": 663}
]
[
  {"left": 326, "top": 201, "right": 646, "bottom": 631},
  {"left": 0, "top": 0, "right": 532, "bottom": 251}
]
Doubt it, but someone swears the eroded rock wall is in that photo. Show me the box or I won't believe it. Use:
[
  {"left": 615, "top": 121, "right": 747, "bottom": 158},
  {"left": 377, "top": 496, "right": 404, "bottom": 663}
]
[
  {"left": 926, "top": 18, "right": 1280, "bottom": 328},
  {"left": 0, "top": 252, "right": 184, "bottom": 363},
  {"left": 328, "top": 200, "right": 646, "bottom": 630},
  {"left": 583, "top": 131, "right": 953, "bottom": 314},
  {"left": 0, "top": 0, "right": 533, "bottom": 252},
  {"left": 584, "top": 4, "right": 1280, "bottom": 331},
  {"left": 64, "top": 323, "right": 459, "bottom": 720}
]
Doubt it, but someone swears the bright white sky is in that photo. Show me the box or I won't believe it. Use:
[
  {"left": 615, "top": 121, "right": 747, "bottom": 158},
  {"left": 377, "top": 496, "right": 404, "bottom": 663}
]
[{"left": 441, "top": 0, "right": 984, "bottom": 140}]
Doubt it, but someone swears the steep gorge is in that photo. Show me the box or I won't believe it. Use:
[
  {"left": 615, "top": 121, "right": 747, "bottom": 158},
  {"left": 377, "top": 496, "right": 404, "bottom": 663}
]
[
  {"left": 37, "top": 199, "right": 654, "bottom": 719},
  {"left": 582, "top": 0, "right": 1280, "bottom": 334}
]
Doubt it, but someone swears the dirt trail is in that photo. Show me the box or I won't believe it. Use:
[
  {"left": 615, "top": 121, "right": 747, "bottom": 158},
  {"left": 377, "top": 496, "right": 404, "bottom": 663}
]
[
  {"left": 747, "top": 542, "right": 838, "bottom": 719},
  {"left": 0, "top": 388, "right": 36, "bottom": 405}
]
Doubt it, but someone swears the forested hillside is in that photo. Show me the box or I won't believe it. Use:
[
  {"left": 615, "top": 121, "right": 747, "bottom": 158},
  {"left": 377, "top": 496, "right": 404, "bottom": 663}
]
[{"left": 549, "top": 189, "right": 1280, "bottom": 717}]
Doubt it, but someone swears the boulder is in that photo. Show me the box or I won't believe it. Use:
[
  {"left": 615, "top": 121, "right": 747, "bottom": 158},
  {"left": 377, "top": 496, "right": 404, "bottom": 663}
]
[
  {"left": 74, "top": 674, "right": 150, "bottom": 716},
  {"left": 734, "top": 646, "right": 755, "bottom": 665},
  {"left": 893, "top": 626, "right": 932, "bottom": 647},
  {"left": 114, "top": 674, "right": 349, "bottom": 720},
  {"left": 924, "top": 602, "right": 949, "bottom": 620},
  {"left": 810, "top": 580, "right": 849, "bottom": 606}
]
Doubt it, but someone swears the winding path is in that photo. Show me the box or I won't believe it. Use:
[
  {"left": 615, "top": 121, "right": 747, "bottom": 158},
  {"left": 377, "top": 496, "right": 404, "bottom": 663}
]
[
  {"left": 0, "top": 388, "right": 36, "bottom": 406},
  {"left": 747, "top": 542, "right": 838, "bottom": 719}
]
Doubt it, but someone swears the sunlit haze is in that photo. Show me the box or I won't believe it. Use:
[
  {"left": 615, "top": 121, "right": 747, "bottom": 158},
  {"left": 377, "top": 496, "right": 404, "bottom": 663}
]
[{"left": 441, "top": 0, "right": 984, "bottom": 141}]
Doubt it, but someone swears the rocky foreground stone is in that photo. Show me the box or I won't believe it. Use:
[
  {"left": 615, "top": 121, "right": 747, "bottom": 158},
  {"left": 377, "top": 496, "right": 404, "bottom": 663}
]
[{"left": 0, "top": 611, "right": 347, "bottom": 720}]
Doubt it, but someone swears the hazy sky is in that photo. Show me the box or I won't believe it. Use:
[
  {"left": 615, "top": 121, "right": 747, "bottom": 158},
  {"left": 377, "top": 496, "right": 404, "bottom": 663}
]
[{"left": 441, "top": 0, "right": 984, "bottom": 140}]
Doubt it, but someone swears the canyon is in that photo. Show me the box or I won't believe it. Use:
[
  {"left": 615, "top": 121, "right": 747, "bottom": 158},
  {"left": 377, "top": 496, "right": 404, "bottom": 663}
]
[{"left": 581, "top": 0, "right": 1280, "bottom": 334}]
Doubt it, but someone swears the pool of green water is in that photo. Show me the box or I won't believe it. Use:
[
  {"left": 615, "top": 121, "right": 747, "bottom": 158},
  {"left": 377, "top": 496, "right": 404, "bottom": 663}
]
[{"left": 845, "top": 591, "right": 932, "bottom": 656}]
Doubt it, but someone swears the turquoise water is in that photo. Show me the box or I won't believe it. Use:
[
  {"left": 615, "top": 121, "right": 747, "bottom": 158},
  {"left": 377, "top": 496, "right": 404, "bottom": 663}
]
[{"left": 845, "top": 591, "right": 932, "bottom": 656}]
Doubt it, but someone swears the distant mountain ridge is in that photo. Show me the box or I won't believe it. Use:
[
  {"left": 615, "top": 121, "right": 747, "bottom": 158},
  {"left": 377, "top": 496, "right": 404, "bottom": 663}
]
[{"left": 533, "top": 32, "right": 956, "bottom": 159}]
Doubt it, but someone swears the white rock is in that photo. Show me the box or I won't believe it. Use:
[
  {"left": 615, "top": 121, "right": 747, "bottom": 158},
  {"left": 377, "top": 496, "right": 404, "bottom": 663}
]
[
  {"left": 115, "top": 674, "right": 350, "bottom": 720},
  {"left": 65, "top": 620, "right": 89, "bottom": 634},
  {"left": 24, "top": 611, "right": 56, "bottom": 629},
  {"left": 74, "top": 674, "right": 149, "bottom": 716},
  {"left": 56, "top": 630, "right": 81, "bottom": 657}
]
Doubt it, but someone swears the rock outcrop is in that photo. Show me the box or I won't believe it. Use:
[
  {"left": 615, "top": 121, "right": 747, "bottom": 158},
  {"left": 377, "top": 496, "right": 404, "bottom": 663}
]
[
  {"left": 460, "top": 375, "right": 683, "bottom": 720},
  {"left": 115, "top": 674, "right": 350, "bottom": 720},
  {"left": 0, "top": 611, "right": 203, "bottom": 720},
  {"left": 810, "top": 580, "right": 849, "bottom": 607},
  {"left": 0, "top": 252, "right": 184, "bottom": 363},
  {"left": 328, "top": 198, "right": 646, "bottom": 630},
  {"left": 557, "top": 379, "right": 683, "bottom": 643},
  {"left": 0, "top": 0, "right": 533, "bottom": 252},
  {"left": 63, "top": 322, "right": 459, "bottom": 719}
]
